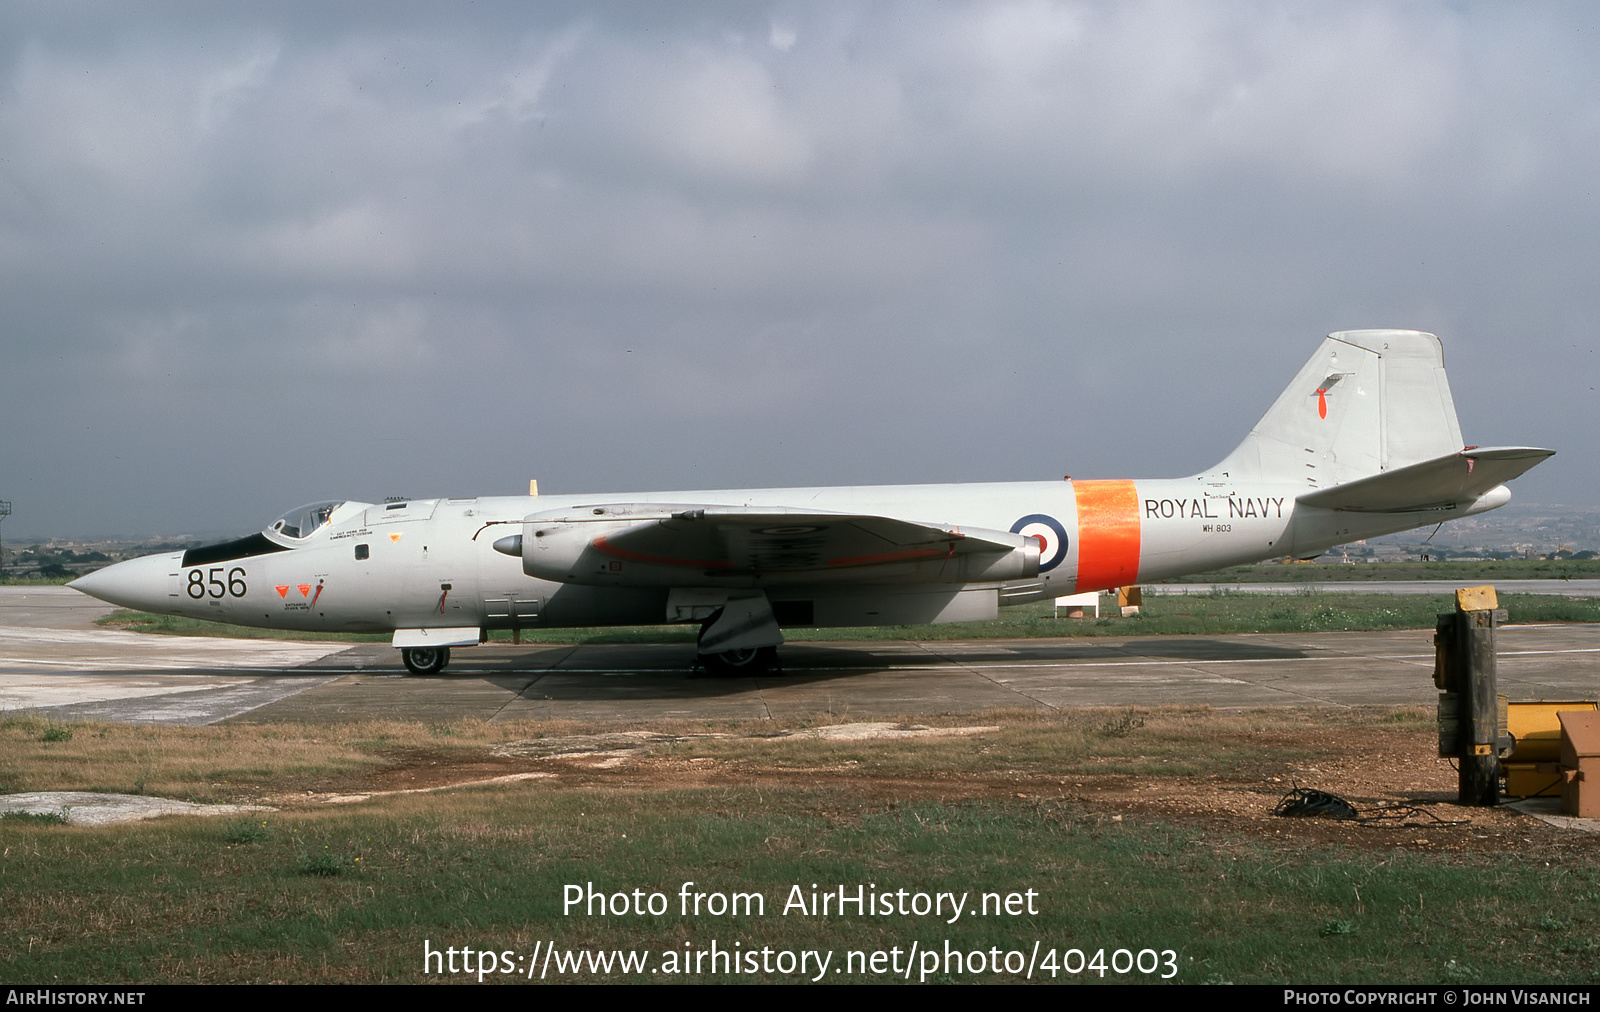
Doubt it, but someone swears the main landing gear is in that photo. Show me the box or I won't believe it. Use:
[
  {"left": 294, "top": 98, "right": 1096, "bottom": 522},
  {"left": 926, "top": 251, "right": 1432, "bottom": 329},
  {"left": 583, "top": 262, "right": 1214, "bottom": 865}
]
[
  {"left": 699, "top": 645, "right": 780, "bottom": 678},
  {"left": 401, "top": 646, "right": 450, "bottom": 675},
  {"left": 695, "top": 593, "right": 784, "bottom": 677}
]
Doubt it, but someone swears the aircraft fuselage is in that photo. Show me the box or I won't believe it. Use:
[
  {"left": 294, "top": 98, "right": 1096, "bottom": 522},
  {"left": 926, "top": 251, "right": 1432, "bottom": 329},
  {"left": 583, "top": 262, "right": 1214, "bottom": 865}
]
[{"left": 84, "top": 476, "right": 1487, "bottom": 639}]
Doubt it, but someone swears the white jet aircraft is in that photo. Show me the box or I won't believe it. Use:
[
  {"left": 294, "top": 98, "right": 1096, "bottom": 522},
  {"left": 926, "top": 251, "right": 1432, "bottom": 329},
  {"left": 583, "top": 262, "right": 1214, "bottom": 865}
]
[{"left": 72, "top": 330, "right": 1552, "bottom": 676}]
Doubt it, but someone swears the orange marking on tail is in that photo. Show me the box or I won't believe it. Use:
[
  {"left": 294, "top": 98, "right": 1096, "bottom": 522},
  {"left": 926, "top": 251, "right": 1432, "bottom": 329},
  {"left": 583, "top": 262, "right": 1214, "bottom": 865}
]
[{"left": 1073, "top": 479, "right": 1141, "bottom": 594}]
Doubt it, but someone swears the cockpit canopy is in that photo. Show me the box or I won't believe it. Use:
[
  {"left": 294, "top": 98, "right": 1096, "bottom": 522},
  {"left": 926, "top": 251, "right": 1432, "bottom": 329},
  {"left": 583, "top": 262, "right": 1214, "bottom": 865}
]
[
  {"left": 265, "top": 500, "right": 370, "bottom": 542},
  {"left": 269, "top": 501, "right": 342, "bottom": 540}
]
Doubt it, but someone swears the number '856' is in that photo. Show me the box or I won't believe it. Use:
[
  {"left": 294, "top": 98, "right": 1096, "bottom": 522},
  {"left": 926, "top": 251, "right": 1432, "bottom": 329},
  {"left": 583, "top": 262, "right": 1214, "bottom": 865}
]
[{"left": 187, "top": 567, "right": 246, "bottom": 599}]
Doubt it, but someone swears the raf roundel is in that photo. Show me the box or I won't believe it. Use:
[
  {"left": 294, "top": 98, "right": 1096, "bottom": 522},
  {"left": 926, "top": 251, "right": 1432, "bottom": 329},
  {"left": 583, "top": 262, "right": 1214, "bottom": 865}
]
[{"left": 1010, "top": 514, "right": 1069, "bottom": 572}]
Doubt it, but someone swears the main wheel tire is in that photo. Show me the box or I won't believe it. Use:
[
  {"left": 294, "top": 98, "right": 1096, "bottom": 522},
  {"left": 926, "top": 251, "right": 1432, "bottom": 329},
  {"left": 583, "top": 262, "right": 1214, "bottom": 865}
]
[
  {"left": 699, "top": 645, "right": 778, "bottom": 677},
  {"left": 401, "top": 646, "right": 450, "bottom": 675}
]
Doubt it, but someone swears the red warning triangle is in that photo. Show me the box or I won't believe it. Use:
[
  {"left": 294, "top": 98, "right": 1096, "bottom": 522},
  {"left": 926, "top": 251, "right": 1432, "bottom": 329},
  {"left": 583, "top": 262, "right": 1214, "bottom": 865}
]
[
  {"left": 275, "top": 586, "right": 288, "bottom": 598},
  {"left": 297, "top": 584, "right": 311, "bottom": 597}
]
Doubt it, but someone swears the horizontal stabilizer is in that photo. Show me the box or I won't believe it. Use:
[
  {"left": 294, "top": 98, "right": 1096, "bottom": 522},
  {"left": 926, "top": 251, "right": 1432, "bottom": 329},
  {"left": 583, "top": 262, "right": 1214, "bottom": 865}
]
[{"left": 1296, "top": 447, "right": 1554, "bottom": 513}]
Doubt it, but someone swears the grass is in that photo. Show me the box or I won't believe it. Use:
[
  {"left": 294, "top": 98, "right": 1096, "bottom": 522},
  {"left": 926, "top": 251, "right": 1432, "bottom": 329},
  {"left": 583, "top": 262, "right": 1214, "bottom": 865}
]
[
  {"left": 2, "top": 809, "right": 68, "bottom": 825},
  {"left": 0, "top": 715, "right": 392, "bottom": 801},
  {"left": 220, "top": 816, "right": 273, "bottom": 845},
  {"left": 295, "top": 843, "right": 354, "bottom": 877},
  {"left": 21, "top": 558, "right": 1600, "bottom": 984},
  {"left": 1, "top": 708, "right": 1597, "bottom": 983},
  {"left": 0, "top": 709, "right": 1311, "bottom": 800},
  {"left": 96, "top": 610, "right": 390, "bottom": 641},
  {"left": 787, "top": 592, "right": 1600, "bottom": 639},
  {"left": 1166, "top": 558, "right": 1600, "bottom": 582}
]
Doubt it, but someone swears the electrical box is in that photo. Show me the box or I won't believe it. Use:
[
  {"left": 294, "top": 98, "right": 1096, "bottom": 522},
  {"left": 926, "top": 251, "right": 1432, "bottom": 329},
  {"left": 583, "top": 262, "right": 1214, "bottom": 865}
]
[{"left": 1558, "top": 710, "right": 1600, "bottom": 818}]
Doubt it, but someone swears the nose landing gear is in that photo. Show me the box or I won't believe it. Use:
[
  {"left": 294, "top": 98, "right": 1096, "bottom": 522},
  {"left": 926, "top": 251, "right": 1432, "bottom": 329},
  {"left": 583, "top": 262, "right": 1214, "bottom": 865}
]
[{"left": 401, "top": 646, "right": 450, "bottom": 675}]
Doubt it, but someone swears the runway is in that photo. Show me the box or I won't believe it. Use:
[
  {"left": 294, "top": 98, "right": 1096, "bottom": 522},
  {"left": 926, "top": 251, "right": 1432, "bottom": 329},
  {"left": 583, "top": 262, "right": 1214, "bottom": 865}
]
[
  {"left": 0, "top": 587, "right": 349, "bottom": 723},
  {"left": 3, "top": 587, "right": 1598, "bottom": 725}
]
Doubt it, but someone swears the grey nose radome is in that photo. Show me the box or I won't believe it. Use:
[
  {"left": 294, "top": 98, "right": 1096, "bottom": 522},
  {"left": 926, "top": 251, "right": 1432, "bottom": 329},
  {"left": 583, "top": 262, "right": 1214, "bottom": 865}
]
[{"left": 68, "top": 553, "right": 179, "bottom": 612}]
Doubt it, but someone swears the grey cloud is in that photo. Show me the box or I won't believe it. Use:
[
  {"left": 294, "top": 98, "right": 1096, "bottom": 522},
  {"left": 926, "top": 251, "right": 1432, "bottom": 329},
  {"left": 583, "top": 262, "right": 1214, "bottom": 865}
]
[{"left": 0, "top": 2, "right": 1593, "bottom": 538}]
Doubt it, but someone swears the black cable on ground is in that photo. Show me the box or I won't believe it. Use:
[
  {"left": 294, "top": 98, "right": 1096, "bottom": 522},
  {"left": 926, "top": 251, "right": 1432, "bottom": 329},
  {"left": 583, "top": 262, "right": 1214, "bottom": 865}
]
[{"left": 1271, "top": 782, "right": 1470, "bottom": 827}]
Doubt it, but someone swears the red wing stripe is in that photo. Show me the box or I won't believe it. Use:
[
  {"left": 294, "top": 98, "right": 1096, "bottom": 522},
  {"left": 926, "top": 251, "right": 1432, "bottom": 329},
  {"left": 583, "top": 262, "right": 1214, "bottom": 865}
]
[
  {"left": 594, "top": 535, "right": 951, "bottom": 571},
  {"left": 1073, "top": 479, "right": 1141, "bottom": 594},
  {"left": 591, "top": 534, "right": 733, "bottom": 569}
]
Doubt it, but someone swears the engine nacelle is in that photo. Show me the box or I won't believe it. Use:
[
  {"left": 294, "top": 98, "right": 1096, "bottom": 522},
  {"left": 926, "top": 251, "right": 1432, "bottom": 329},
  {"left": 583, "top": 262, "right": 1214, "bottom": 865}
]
[{"left": 492, "top": 505, "right": 1040, "bottom": 588}]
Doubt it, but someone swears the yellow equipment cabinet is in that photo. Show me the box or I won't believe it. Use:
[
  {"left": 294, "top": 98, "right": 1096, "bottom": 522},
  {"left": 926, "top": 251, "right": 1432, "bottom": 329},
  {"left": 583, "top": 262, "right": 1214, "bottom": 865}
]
[{"left": 1502, "top": 701, "right": 1599, "bottom": 798}]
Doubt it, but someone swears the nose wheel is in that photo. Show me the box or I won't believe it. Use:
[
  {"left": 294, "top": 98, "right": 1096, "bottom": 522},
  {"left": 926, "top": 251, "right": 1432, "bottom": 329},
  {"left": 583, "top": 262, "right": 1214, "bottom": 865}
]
[{"left": 401, "top": 646, "right": 450, "bottom": 675}]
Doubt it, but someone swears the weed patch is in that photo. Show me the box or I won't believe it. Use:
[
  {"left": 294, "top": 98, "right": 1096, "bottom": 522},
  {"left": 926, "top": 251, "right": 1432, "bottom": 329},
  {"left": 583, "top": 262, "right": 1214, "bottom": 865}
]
[
  {"left": 1097, "top": 710, "right": 1146, "bottom": 737},
  {"left": 295, "top": 844, "right": 353, "bottom": 877},
  {"left": 221, "top": 817, "right": 272, "bottom": 844},
  {"left": 1, "top": 809, "right": 68, "bottom": 825}
]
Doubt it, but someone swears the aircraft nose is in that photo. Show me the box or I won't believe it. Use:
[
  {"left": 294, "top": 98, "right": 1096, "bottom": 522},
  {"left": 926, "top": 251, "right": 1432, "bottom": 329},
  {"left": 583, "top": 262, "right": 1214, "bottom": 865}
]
[{"left": 69, "top": 553, "right": 180, "bottom": 612}]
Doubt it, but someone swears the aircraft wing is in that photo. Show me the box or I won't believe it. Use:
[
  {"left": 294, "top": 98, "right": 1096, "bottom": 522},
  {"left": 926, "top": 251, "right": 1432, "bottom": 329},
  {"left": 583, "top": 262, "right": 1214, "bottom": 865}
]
[
  {"left": 507, "top": 504, "right": 1040, "bottom": 586},
  {"left": 1296, "top": 446, "right": 1554, "bottom": 513}
]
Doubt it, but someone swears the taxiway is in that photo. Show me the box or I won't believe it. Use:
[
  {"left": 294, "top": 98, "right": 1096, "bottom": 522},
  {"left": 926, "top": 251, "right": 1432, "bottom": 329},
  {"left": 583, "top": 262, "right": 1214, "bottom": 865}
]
[{"left": 3, "top": 587, "right": 1596, "bottom": 725}]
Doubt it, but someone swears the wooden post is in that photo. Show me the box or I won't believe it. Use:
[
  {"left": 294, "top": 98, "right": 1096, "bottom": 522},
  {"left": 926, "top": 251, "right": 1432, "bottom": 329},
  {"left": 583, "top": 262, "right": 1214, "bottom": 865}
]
[{"left": 1435, "top": 586, "right": 1504, "bottom": 806}]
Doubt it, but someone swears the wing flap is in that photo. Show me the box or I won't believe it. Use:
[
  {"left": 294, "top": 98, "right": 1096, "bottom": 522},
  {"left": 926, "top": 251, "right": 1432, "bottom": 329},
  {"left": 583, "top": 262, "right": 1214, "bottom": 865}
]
[{"left": 1296, "top": 446, "right": 1554, "bottom": 513}]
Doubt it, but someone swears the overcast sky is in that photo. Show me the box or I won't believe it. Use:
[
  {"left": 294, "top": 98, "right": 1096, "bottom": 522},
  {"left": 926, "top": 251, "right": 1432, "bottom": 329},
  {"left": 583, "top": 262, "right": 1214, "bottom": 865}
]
[{"left": 1, "top": 1, "right": 1594, "bottom": 540}]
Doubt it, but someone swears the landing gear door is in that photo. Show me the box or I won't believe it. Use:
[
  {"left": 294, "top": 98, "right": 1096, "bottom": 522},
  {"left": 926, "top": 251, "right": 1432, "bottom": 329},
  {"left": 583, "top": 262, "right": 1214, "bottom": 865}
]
[{"left": 482, "top": 593, "right": 542, "bottom": 642}]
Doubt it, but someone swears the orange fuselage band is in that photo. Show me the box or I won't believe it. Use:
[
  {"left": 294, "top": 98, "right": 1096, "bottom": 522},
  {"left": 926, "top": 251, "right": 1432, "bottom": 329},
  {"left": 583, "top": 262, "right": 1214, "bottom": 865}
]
[{"left": 1072, "top": 479, "right": 1141, "bottom": 594}]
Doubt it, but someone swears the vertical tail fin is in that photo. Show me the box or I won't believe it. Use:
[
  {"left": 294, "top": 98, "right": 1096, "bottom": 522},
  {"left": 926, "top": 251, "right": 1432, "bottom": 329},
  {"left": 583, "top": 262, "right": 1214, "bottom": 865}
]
[{"left": 1210, "top": 330, "right": 1465, "bottom": 489}]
